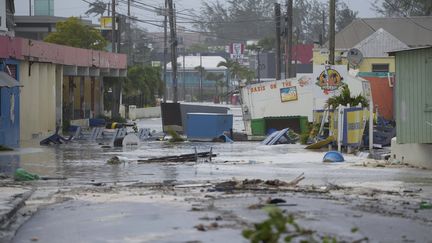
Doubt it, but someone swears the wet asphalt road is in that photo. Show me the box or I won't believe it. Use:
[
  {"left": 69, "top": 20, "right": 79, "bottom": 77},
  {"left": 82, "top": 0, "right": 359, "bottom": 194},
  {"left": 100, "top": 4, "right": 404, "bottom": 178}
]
[{"left": 3, "top": 118, "right": 432, "bottom": 243}]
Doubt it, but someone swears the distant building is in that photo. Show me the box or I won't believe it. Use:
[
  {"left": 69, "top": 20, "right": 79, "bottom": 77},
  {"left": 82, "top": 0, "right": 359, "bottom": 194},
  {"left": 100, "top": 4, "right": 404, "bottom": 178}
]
[
  {"left": 34, "top": 0, "right": 54, "bottom": 16},
  {"left": 149, "top": 28, "right": 210, "bottom": 53},
  {"left": 313, "top": 16, "right": 432, "bottom": 71},
  {"left": 14, "top": 15, "right": 95, "bottom": 41},
  {"left": 0, "top": 0, "right": 7, "bottom": 32},
  {"left": 0, "top": 0, "right": 14, "bottom": 34},
  {"left": 389, "top": 46, "right": 432, "bottom": 169},
  {"left": 166, "top": 56, "right": 227, "bottom": 101},
  {"left": 249, "top": 44, "right": 314, "bottom": 80}
]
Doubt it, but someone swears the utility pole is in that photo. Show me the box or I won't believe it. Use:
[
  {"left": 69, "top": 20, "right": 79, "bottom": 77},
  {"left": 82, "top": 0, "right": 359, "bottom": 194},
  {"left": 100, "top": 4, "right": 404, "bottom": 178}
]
[
  {"left": 183, "top": 54, "right": 186, "bottom": 101},
  {"left": 168, "top": 0, "right": 178, "bottom": 103},
  {"left": 275, "top": 3, "right": 281, "bottom": 80},
  {"left": 286, "top": 0, "right": 293, "bottom": 78},
  {"left": 321, "top": 10, "right": 326, "bottom": 46},
  {"left": 329, "top": 0, "right": 336, "bottom": 65},
  {"left": 29, "top": 0, "right": 31, "bottom": 16},
  {"left": 199, "top": 54, "right": 203, "bottom": 102},
  {"left": 111, "top": 0, "right": 116, "bottom": 53},
  {"left": 117, "top": 15, "right": 121, "bottom": 53},
  {"left": 163, "top": 0, "right": 168, "bottom": 103},
  {"left": 257, "top": 48, "right": 261, "bottom": 83},
  {"left": 127, "top": 0, "right": 132, "bottom": 65}
]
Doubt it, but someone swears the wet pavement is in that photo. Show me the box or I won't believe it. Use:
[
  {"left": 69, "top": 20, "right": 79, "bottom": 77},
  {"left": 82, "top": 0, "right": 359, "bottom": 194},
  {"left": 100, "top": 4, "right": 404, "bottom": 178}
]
[{"left": 1, "top": 117, "right": 432, "bottom": 242}]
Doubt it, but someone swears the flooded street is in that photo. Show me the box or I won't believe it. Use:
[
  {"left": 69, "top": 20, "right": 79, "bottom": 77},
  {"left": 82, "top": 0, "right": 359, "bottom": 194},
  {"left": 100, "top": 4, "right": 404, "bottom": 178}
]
[{"left": 2, "top": 118, "right": 432, "bottom": 242}]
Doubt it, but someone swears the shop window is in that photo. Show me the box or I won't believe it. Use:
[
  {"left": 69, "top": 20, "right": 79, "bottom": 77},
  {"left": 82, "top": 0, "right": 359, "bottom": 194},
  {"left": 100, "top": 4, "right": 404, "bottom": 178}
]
[{"left": 372, "top": 64, "right": 389, "bottom": 72}]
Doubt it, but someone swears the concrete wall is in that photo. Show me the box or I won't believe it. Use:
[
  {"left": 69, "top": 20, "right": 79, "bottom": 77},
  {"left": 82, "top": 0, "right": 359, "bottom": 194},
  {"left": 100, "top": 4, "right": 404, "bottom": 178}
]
[
  {"left": 391, "top": 138, "right": 432, "bottom": 169},
  {"left": 134, "top": 107, "right": 161, "bottom": 119},
  {"left": 313, "top": 49, "right": 395, "bottom": 73},
  {"left": 19, "top": 62, "right": 58, "bottom": 140},
  {"left": 313, "top": 49, "right": 346, "bottom": 65},
  {"left": 358, "top": 57, "right": 395, "bottom": 72}
]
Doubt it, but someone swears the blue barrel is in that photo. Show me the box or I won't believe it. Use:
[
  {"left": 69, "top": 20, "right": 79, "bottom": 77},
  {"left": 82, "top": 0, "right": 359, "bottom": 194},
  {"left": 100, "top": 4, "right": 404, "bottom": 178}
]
[{"left": 323, "top": 151, "right": 345, "bottom": 163}]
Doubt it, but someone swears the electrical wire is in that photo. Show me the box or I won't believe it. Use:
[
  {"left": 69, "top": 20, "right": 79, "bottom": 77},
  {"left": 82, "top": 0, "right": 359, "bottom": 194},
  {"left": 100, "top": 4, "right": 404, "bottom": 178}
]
[{"left": 380, "top": 0, "right": 432, "bottom": 32}]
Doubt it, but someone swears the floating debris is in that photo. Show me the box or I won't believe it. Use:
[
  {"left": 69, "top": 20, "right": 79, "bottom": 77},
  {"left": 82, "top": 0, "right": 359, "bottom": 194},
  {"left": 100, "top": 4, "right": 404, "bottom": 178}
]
[
  {"left": 14, "top": 168, "right": 40, "bottom": 181},
  {"left": 215, "top": 173, "right": 305, "bottom": 192},
  {"left": 138, "top": 150, "right": 216, "bottom": 163},
  {"left": 107, "top": 156, "right": 122, "bottom": 165}
]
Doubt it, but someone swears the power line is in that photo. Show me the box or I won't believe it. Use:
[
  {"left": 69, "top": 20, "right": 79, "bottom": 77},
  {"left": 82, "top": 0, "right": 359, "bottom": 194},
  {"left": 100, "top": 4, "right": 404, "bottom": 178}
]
[{"left": 380, "top": 0, "right": 432, "bottom": 32}]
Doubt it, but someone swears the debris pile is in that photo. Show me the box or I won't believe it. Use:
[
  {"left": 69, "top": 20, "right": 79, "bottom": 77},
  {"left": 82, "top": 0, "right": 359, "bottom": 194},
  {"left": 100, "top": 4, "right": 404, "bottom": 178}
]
[{"left": 214, "top": 173, "right": 305, "bottom": 192}]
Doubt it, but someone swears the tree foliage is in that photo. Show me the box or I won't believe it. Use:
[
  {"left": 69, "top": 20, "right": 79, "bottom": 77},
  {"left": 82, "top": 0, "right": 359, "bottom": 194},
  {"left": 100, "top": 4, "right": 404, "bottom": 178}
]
[
  {"left": 85, "top": 0, "right": 107, "bottom": 17},
  {"left": 44, "top": 17, "right": 107, "bottom": 50},
  {"left": 198, "top": 0, "right": 275, "bottom": 44},
  {"left": 197, "top": 0, "right": 357, "bottom": 45},
  {"left": 327, "top": 84, "right": 368, "bottom": 108},
  {"left": 123, "top": 65, "right": 163, "bottom": 107},
  {"left": 372, "top": 0, "right": 432, "bottom": 16},
  {"left": 217, "top": 60, "right": 255, "bottom": 83}
]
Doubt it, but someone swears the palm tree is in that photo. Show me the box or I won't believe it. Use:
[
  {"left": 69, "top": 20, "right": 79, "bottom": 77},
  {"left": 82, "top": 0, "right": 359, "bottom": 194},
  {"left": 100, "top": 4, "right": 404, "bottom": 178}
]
[
  {"left": 85, "top": 0, "right": 107, "bottom": 17},
  {"left": 326, "top": 85, "right": 368, "bottom": 108},
  {"left": 206, "top": 72, "right": 224, "bottom": 103},
  {"left": 217, "top": 59, "right": 241, "bottom": 80},
  {"left": 217, "top": 59, "right": 255, "bottom": 84}
]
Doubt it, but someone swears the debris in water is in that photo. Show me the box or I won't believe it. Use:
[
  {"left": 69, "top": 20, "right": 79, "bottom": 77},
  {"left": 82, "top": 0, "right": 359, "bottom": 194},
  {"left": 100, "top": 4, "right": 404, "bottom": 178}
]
[
  {"left": 14, "top": 168, "right": 40, "bottom": 181},
  {"left": 194, "top": 224, "right": 206, "bottom": 231},
  {"left": 138, "top": 150, "right": 216, "bottom": 163},
  {"left": 107, "top": 156, "right": 122, "bottom": 165},
  {"left": 323, "top": 151, "right": 345, "bottom": 163},
  {"left": 267, "top": 198, "right": 287, "bottom": 204},
  {"left": 419, "top": 202, "right": 432, "bottom": 209},
  {"left": 215, "top": 173, "right": 305, "bottom": 192}
]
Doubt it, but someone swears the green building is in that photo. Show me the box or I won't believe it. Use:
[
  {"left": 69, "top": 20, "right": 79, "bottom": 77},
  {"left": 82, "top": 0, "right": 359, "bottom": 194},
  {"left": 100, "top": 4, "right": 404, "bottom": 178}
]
[
  {"left": 389, "top": 46, "right": 432, "bottom": 169},
  {"left": 34, "top": 0, "right": 54, "bottom": 16}
]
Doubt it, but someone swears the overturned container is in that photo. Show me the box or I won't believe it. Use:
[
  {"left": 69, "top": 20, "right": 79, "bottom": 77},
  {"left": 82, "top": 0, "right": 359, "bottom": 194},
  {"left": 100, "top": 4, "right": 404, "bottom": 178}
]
[{"left": 186, "top": 113, "right": 233, "bottom": 141}]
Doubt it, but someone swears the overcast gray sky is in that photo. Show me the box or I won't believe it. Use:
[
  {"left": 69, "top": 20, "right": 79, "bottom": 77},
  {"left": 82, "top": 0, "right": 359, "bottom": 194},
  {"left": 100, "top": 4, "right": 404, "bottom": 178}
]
[{"left": 14, "top": 0, "right": 379, "bottom": 31}]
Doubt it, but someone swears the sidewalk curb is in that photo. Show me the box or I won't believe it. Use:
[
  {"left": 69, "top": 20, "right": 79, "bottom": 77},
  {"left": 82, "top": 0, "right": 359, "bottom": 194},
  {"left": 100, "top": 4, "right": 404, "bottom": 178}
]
[{"left": 0, "top": 187, "right": 35, "bottom": 229}]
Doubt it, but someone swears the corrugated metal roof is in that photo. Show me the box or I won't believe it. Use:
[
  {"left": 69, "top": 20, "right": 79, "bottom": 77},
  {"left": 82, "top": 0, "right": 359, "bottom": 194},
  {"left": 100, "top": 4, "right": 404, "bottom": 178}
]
[
  {"left": 353, "top": 28, "right": 409, "bottom": 57},
  {"left": 333, "top": 16, "right": 432, "bottom": 49},
  {"left": 388, "top": 46, "right": 432, "bottom": 55},
  {"left": 0, "top": 71, "right": 22, "bottom": 87}
]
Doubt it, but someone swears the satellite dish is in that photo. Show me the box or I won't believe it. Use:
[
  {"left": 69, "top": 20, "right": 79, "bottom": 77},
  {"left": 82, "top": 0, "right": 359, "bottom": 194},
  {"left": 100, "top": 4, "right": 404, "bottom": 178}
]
[{"left": 347, "top": 48, "right": 363, "bottom": 67}]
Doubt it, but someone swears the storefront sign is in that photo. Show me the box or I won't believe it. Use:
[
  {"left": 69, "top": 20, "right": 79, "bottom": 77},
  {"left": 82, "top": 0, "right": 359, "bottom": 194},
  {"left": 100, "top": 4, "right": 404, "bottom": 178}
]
[
  {"left": 316, "top": 68, "right": 343, "bottom": 93},
  {"left": 280, "top": 86, "right": 298, "bottom": 102}
]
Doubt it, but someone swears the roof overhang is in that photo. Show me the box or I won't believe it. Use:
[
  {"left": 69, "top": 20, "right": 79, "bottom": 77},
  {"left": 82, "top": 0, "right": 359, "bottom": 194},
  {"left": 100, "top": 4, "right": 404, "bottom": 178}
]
[
  {"left": 0, "top": 71, "right": 22, "bottom": 88},
  {"left": 388, "top": 46, "right": 432, "bottom": 56}
]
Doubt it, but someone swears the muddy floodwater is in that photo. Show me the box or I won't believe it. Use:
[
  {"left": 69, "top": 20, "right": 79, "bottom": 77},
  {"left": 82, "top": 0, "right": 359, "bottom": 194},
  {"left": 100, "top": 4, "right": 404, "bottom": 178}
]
[{"left": 2, "top": 118, "right": 432, "bottom": 243}]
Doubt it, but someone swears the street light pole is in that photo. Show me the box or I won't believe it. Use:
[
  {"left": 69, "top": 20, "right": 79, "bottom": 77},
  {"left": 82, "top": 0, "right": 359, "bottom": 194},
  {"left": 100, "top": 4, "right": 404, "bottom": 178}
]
[{"left": 257, "top": 48, "right": 261, "bottom": 83}]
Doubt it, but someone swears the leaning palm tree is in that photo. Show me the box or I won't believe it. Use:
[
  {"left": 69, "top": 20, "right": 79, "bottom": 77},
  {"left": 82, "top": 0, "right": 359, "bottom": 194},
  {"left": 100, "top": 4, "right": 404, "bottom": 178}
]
[{"left": 85, "top": 0, "right": 107, "bottom": 17}]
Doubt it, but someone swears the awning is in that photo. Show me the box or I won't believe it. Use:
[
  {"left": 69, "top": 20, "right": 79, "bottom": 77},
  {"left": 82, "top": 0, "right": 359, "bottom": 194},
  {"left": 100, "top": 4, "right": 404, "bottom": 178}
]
[{"left": 0, "top": 71, "right": 22, "bottom": 88}]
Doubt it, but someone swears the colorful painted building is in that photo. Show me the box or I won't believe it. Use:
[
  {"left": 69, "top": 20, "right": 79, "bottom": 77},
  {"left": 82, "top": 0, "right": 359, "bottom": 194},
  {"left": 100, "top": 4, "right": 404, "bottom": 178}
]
[
  {"left": 313, "top": 17, "right": 432, "bottom": 72},
  {"left": 0, "top": 60, "right": 21, "bottom": 148},
  {"left": 0, "top": 36, "right": 127, "bottom": 142}
]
